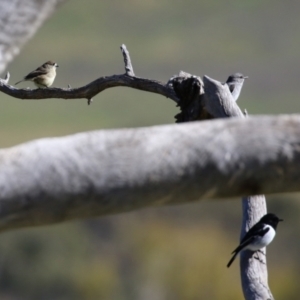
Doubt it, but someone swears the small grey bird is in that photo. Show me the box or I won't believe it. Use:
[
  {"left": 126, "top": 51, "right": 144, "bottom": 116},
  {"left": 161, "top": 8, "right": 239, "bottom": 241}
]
[
  {"left": 225, "top": 73, "right": 248, "bottom": 101},
  {"left": 15, "top": 61, "right": 59, "bottom": 88}
]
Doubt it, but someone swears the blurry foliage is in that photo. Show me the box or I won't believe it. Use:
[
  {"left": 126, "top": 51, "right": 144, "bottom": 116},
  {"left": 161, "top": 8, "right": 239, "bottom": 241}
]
[
  {"left": 1, "top": 212, "right": 299, "bottom": 300},
  {"left": 1, "top": 0, "right": 300, "bottom": 299},
  {"left": 0, "top": 219, "right": 242, "bottom": 300}
]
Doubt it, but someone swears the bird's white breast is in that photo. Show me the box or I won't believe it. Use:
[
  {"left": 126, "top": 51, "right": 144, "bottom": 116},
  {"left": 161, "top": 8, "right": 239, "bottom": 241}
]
[{"left": 246, "top": 225, "right": 276, "bottom": 251}]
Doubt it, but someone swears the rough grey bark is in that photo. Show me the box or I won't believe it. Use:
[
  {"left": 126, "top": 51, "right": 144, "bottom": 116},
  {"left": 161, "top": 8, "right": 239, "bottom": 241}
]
[
  {"left": 0, "top": 0, "right": 67, "bottom": 74},
  {"left": 0, "top": 115, "right": 299, "bottom": 233},
  {"left": 240, "top": 196, "right": 273, "bottom": 300}
]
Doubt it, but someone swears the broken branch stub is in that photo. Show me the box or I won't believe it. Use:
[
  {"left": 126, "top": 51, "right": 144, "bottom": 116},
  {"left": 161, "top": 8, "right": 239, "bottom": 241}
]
[{"left": 169, "top": 72, "right": 244, "bottom": 123}]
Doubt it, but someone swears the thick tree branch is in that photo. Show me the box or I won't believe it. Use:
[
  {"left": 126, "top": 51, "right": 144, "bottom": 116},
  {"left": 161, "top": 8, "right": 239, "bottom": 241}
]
[{"left": 0, "top": 115, "right": 300, "bottom": 232}]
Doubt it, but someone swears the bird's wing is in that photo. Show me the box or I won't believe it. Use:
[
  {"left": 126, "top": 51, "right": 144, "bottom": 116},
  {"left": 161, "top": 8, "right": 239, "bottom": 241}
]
[
  {"left": 242, "top": 223, "right": 270, "bottom": 241},
  {"left": 24, "top": 67, "right": 47, "bottom": 80},
  {"left": 231, "top": 225, "right": 270, "bottom": 254}
]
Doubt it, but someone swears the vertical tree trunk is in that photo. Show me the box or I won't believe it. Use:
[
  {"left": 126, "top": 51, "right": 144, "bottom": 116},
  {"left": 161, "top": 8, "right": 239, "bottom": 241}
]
[
  {"left": 240, "top": 196, "right": 273, "bottom": 300},
  {"left": 171, "top": 73, "right": 272, "bottom": 299}
]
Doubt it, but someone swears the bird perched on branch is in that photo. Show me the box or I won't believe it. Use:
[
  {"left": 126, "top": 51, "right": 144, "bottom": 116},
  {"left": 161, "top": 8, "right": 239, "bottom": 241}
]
[
  {"left": 225, "top": 73, "right": 248, "bottom": 101},
  {"left": 15, "top": 61, "right": 59, "bottom": 88},
  {"left": 227, "top": 213, "right": 283, "bottom": 268}
]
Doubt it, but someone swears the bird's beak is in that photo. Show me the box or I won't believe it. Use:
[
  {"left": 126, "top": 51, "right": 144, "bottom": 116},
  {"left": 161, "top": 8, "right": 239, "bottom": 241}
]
[
  {"left": 243, "top": 76, "right": 249, "bottom": 79},
  {"left": 279, "top": 219, "right": 284, "bottom": 222}
]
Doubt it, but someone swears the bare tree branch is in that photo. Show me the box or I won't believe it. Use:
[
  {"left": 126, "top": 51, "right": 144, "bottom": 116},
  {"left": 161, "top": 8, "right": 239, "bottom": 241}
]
[
  {"left": 0, "top": 74, "right": 178, "bottom": 102},
  {"left": 0, "top": 45, "right": 179, "bottom": 104},
  {"left": 0, "top": 115, "right": 299, "bottom": 233}
]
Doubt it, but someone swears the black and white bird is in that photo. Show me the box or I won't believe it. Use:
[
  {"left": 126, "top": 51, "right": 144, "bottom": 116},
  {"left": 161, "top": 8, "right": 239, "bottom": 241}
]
[
  {"left": 225, "top": 73, "right": 248, "bottom": 102},
  {"left": 227, "top": 213, "right": 283, "bottom": 268}
]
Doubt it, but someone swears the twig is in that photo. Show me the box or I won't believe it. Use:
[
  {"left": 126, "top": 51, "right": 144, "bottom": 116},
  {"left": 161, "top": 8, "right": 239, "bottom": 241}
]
[
  {"left": 120, "top": 44, "right": 135, "bottom": 76},
  {"left": 0, "top": 72, "right": 10, "bottom": 84}
]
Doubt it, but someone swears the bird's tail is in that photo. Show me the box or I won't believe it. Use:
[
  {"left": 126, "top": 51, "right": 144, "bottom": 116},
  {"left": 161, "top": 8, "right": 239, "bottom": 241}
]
[
  {"left": 227, "top": 252, "right": 238, "bottom": 268},
  {"left": 15, "top": 79, "right": 25, "bottom": 85}
]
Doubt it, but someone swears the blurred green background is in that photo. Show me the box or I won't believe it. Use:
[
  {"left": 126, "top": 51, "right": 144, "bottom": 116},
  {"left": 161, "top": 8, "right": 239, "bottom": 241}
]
[{"left": 1, "top": 0, "right": 300, "bottom": 299}]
